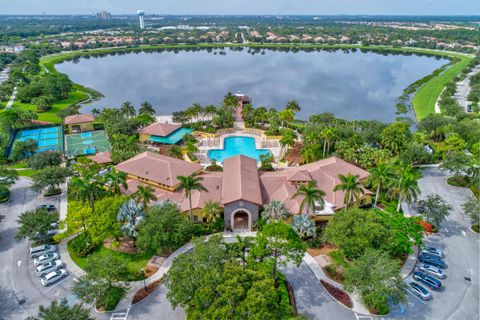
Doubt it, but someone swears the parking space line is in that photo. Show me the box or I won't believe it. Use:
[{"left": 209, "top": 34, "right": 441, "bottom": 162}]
[
  {"left": 406, "top": 290, "right": 426, "bottom": 304},
  {"left": 43, "top": 275, "right": 70, "bottom": 293}
]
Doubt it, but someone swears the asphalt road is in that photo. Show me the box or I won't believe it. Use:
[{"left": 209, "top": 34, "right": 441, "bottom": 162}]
[
  {"left": 0, "top": 178, "right": 76, "bottom": 320},
  {"left": 401, "top": 167, "right": 479, "bottom": 320}
]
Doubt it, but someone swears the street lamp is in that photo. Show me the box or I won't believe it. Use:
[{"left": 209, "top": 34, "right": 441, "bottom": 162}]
[{"left": 140, "top": 267, "right": 146, "bottom": 290}]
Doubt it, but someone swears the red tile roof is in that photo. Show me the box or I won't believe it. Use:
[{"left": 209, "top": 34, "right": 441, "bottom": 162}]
[
  {"left": 88, "top": 152, "right": 112, "bottom": 164},
  {"left": 138, "top": 122, "right": 181, "bottom": 137},
  {"left": 115, "top": 151, "right": 203, "bottom": 188},
  {"left": 221, "top": 155, "right": 263, "bottom": 205},
  {"left": 64, "top": 114, "right": 94, "bottom": 125}
]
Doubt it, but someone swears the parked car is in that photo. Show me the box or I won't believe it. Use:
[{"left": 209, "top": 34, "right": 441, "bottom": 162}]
[
  {"left": 421, "top": 247, "right": 444, "bottom": 259},
  {"left": 36, "top": 260, "right": 63, "bottom": 277},
  {"left": 29, "top": 244, "right": 57, "bottom": 258},
  {"left": 407, "top": 281, "right": 432, "bottom": 301},
  {"left": 418, "top": 263, "right": 446, "bottom": 279},
  {"left": 40, "top": 269, "right": 67, "bottom": 286},
  {"left": 413, "top": 271, "right": 442, "bottom": 291},
  {"left": 32, "top": 229, "right": 57, "bottom": 241},
  {"left": 419, "top": 254, "right": 447, "bottom": 269},
  {"left": 36, "top": 204, "right": 57, "bottom": 212},
  {"left": 33, "top": 252, "right": 59, "bottom": 266}
]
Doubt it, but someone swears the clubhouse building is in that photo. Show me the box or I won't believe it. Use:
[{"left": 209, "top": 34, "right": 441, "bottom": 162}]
[{"left": 116, "top": 152, "right": 372, "bottom": 231}]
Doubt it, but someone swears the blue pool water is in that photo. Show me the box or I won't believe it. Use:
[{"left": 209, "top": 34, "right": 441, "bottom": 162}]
[{"left": 208, "top": 136, "right": 271, "bottom": 163}]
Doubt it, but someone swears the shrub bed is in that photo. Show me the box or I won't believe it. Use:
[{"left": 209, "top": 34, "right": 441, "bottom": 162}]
[
  {"left": 320, "top": 280, "right": 353, "bottom": 308},
  {"left": 97, "top": 286, "right": 125, "bottom": 312},
  {"left": 131, "top": 279, "right": 161, "bottom": 304},
  {"left": 323, "top": 265, "right": 344, "bottom": 283},
  {"left": 68, "top": 233, "right": 96, "bottom": 257},
  {"left": 447, "top": 176, "right": 470, "bottom": 187}
]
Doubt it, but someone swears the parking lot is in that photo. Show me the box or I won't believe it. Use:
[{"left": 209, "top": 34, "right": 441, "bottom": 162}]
[{"left": 397, "top": 167, "right": 479, "bottom": 320}]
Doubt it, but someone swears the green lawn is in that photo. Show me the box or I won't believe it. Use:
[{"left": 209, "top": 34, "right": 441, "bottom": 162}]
[
  {"left": 17, "top": 169, "right": 39, "bottom": 177},
  {"left": 9, "top": 89, "right": 89, "bottom": 124},
  {"left": 67, "top": 243, "right": 153, "bottom": 281},
  {"left": 412, "top": 55, "right": 472, "bottom": 120}
]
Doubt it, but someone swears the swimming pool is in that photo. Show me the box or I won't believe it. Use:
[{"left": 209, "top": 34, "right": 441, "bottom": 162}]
[{"left": 208, "top": 136, "right": 271, "bottom": 163}]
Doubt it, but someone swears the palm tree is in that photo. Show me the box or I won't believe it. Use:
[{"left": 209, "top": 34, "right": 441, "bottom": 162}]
[
  {"left": 367, "top": 163, "right": 394, "bottom": 207},
  {"left": 262, "top": 200, "right": 289, "bottom": 223},
  {"left": 69, "top": 176, "right": 105, "bottom": 213},
  {"left": 292, "top": 180, "right": 326, "bottom": 216},
  {"left": 202, "top": 200, "right": 223, "bottom": 224},
  {"left": 292, "top": 215, "right": 316, "bottom": 239},
  {"left": 177, "top": 172, "right": 208, "bottom": 222},
  {"left": 334, "top": 173, "right": 364, "bottom": 210},
  {"left": 139, "top": 101, "right": 155, "bottom": 116},
  {"left": 233, "top": 235, "right": 254, "bottom": 269},
  {"left": 394, "top": 165, "right": 421, "bottom": 212},
  {"left": 320, "top": 127, "right": 335, "bottom": 158},
  {"left": 135, "top": 185, "right": 157, "bottom": 208},
  {"left": 120, "top": 101, "right": 136, "bottom": 118},
  {"left": 286, "top": 100, "right": 301, "bottom": 113},
  {"left": 117, "top": 199, "right": 144, "bottom": 243},
  {"left": 104, "top": 168, "right": 127, "bottom": 194},
  {"left": 279, "top": 128, "right": 296, "bottom": 156},
  {"left": 91, "top": 108, "right": 101, "bottom": 117},
  {"left": 168, "top": 145, "right": 183, "bottom": 159}
]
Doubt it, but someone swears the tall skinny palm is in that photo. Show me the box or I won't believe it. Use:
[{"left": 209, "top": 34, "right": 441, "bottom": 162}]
[
  {"left": 334, "top": 173, "right": 364, "bottom": 210},
  {"left": 368, "top": 164, "right": 394, "bottom": 207},
  {"left": 234, "top": 235, "right": 254, "bottom": 269},
  {"left": 177, "top": 172, "right": 208, "bottom": 222},
  {"left": 292, "top": 180, "right": 326, "bottom": 216},
  {"left": 320, "top": 127, "right": 335, "bottom": 158},
  {"left": 394, "top": 165, "right": 421, "bottom": 212},
  {"left": 69, "top": 176, "right": 105, "bottom": 213},
  {"left": 139, "top": 101, "right": 156, "bottom": 116},
  {"left": 120, "top": 101, "right": 136, "bottom": 118},
  {"left": 104, "top": 168, "right": 127, "bottom": 194},
  {"left": 135, "top": 185, "right": 157, "bottom": 208}
]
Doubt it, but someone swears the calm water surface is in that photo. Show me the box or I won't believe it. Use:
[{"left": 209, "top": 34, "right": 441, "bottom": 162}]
[{"left": 56, "top": 48, "right": 448, "bottom": 121}]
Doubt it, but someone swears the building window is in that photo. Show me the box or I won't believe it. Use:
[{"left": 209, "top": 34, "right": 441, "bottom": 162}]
[{"left": 193, "top": 215, "right": 199, "bottom": 222}]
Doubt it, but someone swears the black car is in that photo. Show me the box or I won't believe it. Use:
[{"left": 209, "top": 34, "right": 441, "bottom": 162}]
[
  {"left": 36, "top": 204, "right": 57, "bottom": 212},
  {"left": 413, "top": 271, "right": 442, "bottom": 291},
  {"left": 419, "top": 254, "right": 447, "bottom": 269}
]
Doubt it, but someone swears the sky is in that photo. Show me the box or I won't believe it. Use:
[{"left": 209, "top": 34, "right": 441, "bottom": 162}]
[{"left": 0, "top": 0, "right": 479, "bottom": 15}]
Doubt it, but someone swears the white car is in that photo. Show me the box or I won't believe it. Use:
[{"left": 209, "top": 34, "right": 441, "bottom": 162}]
[
  {"left": 36, "top": 259, "right": 63, "bottom": 277},
  {"left": 40, "top": 269, "right": 67, "bottom": 286},
  {"left": 421, "top": 247, "right": 444, "bottom": 259},
  {"left": 418, "top": 263, "right": 446, "bottom": 279},
  {"left": 29, "top": 244, "right": 57, "bottom": 258},
  {"left": 33, "top": 252, "right": 59, "bottom": 266}
]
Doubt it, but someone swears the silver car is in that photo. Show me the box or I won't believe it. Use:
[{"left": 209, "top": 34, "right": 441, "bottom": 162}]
[
  {"left": 407, "top": 281, "right": 432, "bottom": 301},
  {"left": 29, "top": 244, "right": 57, "bottom": 258},
  {"left": 36, "top": 259, "right": 63, "bottom": 277},
  {"left": 33, "top": 252, "right": 59, "bottom": 266},
  {"left": 421, "top": 247, "right": 444, "bottom": 259},
  {"left": 40, "top": 269, "right": 67, "bottom": 286},
  {"left": 418, "top": 263, "right": 446, "bottom": 279}
]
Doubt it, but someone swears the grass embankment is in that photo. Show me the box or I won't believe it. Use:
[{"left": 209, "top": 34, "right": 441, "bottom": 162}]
[
  {"left": 35, "top": 44, "right": 473, "bottom": 123},
  {"left": 67, "top": 241, "right": 152, "bottom": 281},
  {"left": 413, "top": 54, "right": 472, "bottom": 120}
]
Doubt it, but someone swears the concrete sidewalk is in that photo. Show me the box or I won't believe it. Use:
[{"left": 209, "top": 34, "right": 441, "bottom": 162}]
[
  {"left": 401, "top": 246, "right": 418, "bottom": 279},
  {"left": 303, "top": 254, "right": 370, "bottom": 315}
]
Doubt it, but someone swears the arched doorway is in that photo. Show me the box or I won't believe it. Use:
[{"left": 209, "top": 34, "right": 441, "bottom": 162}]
[{"left": 232, "top": 210, "right": 251, "bottom": 230}]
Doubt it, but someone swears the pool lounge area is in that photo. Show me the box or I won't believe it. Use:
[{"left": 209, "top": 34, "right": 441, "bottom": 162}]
[
  {"left": 208, "top": 136, "right": 271, "bottom": 163},
  {"left": 10, "top": 126, "right": 64, "bottom": 156}
]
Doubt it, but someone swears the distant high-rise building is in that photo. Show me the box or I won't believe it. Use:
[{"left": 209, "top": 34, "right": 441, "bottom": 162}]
[
  {"left": 137, "top": 10, "right": 145, "bottom": 29},
  {"left": 96, "top": 11, "right": 111, "bottom": 20}
]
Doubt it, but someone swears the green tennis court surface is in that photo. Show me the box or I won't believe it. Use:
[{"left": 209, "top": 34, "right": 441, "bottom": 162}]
[{"left": 66, "top": 130, "right": 111, "bottom": 158}]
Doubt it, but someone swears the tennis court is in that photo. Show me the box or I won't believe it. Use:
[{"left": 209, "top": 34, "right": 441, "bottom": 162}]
[
  {"left": 66, "top": 130, "right": 111, "bottom": 158},
  {"left": 11, "top": 126, "right": 64, "bottom": 155}
]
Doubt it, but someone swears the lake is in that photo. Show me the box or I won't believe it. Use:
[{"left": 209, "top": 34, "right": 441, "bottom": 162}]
[{"left": 56, "top": 47, "right": 448, "bottom": 122}]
